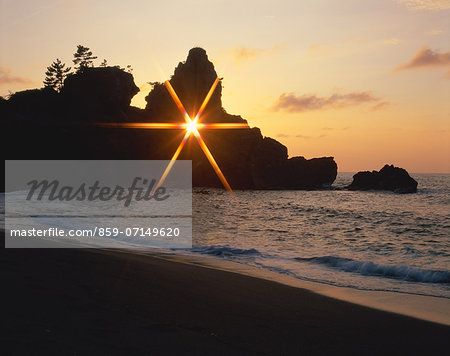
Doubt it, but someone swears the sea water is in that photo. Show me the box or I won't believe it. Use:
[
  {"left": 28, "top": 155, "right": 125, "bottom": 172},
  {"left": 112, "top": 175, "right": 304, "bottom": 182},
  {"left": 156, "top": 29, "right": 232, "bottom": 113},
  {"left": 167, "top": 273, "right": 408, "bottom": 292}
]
[
  {"left": 2, "top": 173, "right": 449, "bottom": 298},
  {"left": 188, "top": 173, "right": 450, "bottom": 298}
]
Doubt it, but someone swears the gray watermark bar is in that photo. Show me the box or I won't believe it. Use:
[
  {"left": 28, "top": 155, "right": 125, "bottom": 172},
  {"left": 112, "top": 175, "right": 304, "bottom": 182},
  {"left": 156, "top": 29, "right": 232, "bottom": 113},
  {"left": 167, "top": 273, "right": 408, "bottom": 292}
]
[{"left": 4, "top": 160, "right": 192, "bottom": 248}]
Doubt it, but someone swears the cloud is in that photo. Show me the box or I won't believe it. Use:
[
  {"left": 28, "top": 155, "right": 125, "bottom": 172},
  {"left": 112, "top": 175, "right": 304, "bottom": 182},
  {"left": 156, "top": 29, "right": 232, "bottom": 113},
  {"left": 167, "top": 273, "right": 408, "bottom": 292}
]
[
  {"left": 381, "top": 38, "right": 401, "bottom": 46},
  {"left": 306, "top": 43, "right": 335, "bottom": 57},
  {"left": 433, "top": 129, "right": 449, "bottom": 134},
  {"left": 0, "top": 66, "right": 33, "bottom": 85},
  {"left": 444, "top": 70, "right": 450, "bottom": 80},
  {"left": 307, "top": 43, "right": 331, "bottom": 52},
  {"left": 398, "top": 0, "right": 450, "bottom": 10},
  {"left": 395, "top": 46, "right": 450, "bottom": 70},
  {"left": 305, "top": 43, "right": 333, "bottom": 58},
  {"left": 277, "top": 133, "right": 306, "bottom": 139},
  {"left": 306, "top": 39, "right": 369, "bottom": 60},
  {"left": 272, "top": 91, "right": 383, "bottom": 113},
  {"left": 322, "top": 127, "right": 351, "bottom": 131},
  {"left": 428, "top": 29, "right": 443, "bottom": 35},
  {"left": 226, "top": 45, "right": 285, "bottom": 63},
  {"left": 371, "top": 101, "right": 391, "bottom": 111},
  {"left": 276, "top": 133, "right": 326, "bottom": 139}
]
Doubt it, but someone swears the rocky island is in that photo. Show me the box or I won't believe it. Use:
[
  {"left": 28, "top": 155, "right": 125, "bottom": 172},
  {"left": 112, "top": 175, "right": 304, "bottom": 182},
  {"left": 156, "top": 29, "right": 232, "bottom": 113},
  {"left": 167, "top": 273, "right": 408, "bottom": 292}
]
[
  {"left": 2, "top": 48, "right": 337, "bottom": 190},
  {"left": 348, "top": 164, "right": 418, "bottom": 193}
]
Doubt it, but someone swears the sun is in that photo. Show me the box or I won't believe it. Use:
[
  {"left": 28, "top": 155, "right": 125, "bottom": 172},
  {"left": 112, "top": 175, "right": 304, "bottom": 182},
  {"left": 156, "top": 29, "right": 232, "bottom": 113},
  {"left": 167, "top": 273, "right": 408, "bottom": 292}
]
[
  {"left": 186, "top": 119, "right": 198, "bottom": 134},
  {"left": 98, "top": 77, "right": 249, "bottom": 192}
]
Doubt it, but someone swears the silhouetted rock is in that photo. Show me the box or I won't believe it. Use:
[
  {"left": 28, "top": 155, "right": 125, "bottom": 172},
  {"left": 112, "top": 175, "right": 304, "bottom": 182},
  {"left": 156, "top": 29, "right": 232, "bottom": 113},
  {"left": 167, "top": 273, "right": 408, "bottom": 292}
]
[
  {"left": 142, "top": 48, "right": 337, "bottom": 189},
  {"left": 251, "top": 156, "right": 337, "bottom": 189},
  {"left": 3, "top": 48, "right": 338, "bottom": 190},
  {"left": 4, "top": 87, "right": 61, "bottom": 121},
  {"left": 348, "top": 165, "right": 417, "bottom": 193},
  {"left": 145, "top": 47, "right": 238, "bottom": 123},
  {"left": 62, "top": 67, "right": 139, "bottom": 119}
]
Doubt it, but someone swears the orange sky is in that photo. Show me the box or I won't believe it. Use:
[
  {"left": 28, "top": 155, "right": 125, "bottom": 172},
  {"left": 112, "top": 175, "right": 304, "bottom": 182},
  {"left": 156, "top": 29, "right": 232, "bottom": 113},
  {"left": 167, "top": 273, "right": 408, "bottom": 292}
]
[{"left": 1, "top": 0, "right": 449, "bottom": 172}]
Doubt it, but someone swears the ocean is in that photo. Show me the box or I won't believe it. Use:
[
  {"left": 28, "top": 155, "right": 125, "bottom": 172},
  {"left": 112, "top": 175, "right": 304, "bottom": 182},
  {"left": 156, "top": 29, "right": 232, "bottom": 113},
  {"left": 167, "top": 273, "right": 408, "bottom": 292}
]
[
  {"left": 188, "top": 173, "right": 450, "bottom": 299},
  {"left": 2, "top": 172, "right": 449, "bottom": 299}
]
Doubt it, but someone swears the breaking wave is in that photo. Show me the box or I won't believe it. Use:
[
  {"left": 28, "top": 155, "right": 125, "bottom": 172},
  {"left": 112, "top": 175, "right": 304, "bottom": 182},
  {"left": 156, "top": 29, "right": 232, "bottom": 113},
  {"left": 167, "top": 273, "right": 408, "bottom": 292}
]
[
  {"left": 190, "top": 245, "right": 261, "bottom": 257},
  {"left": 295, "top": 256, "right": 450, "bottom": 284}
]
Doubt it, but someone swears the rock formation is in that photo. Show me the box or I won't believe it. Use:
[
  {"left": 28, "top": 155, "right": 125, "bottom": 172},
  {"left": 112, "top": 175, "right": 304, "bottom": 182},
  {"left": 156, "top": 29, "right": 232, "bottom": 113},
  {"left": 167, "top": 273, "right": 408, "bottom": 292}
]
[
  {"left": 62, "top": 67, "right": 139, "bottom": 119},
  {"left": 348, "top": 165, "right": 418, "bottom": 193},
  {"left": 141, "top": 47, "right": 337, "bottom": 189},
  {"left": 145, "top": 48, "right": 226, "bottom": 123},
  {"left": 3, "top": 48, "right": 337, "bottom": 190}
]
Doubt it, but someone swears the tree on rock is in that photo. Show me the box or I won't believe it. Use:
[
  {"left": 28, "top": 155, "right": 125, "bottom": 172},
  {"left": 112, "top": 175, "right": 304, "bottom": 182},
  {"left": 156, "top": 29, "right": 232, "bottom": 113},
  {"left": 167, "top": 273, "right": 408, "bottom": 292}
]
[
  {"left": 73, "top": 45, "right": 97, "bottom": 73},
  {"left": 43, "top": 58, "right": 71, "bottom": 92}
]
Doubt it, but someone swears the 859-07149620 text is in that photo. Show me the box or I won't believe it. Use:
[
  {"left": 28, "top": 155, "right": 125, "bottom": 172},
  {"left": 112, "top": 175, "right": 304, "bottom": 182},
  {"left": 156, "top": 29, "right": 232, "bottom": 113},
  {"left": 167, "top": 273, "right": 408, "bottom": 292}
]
[{"left": 8, "top": 227, "right": 181, "bottom": 238}]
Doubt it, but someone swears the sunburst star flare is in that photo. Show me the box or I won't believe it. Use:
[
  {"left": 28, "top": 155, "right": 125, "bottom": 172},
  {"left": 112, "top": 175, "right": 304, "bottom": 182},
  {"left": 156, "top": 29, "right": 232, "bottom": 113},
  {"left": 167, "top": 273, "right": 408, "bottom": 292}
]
[{"left": 98, "top": 77, "right": 249, "bottom": 192}]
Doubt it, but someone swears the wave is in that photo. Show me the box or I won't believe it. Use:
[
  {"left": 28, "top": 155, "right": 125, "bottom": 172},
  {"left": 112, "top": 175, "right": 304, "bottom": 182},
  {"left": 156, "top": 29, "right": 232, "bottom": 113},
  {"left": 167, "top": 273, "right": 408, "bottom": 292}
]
[
  {"left": 295, "top": 256, "right": 450, "bottom": 284},
  {"left": 191, "top": 245, "right": 261, "bottom": 257}
]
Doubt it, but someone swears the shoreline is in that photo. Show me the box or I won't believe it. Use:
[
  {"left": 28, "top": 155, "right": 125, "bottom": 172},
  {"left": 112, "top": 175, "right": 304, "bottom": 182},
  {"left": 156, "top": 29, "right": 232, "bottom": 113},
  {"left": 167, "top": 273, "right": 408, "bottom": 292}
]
[
  {"left": 3, "top": 229, "right": 449, "bottom": 325},
  {"left": 126, "top": 248, "right": 450, "bottom": 326},
  {"left": 2, "top": 243, "right": 449, "bottom": 354}
]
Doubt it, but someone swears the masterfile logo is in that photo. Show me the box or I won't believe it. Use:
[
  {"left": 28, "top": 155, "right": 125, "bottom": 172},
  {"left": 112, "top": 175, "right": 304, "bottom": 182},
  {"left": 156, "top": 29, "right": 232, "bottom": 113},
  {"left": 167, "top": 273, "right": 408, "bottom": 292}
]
[
  {"left": 26, "top": 177, "right": 170, "bottom": 207},
  {"left": 4, "top": 160, "right": 192, "bottom": 249}
]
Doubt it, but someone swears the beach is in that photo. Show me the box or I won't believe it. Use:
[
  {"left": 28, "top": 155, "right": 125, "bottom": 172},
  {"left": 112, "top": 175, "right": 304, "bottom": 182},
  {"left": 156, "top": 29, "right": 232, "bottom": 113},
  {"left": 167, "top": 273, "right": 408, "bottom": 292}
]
[
  {"left": 3, "top": 1, "right": 449, "bottom": 354},
  {"left": 2, "top": 243, "right": 449, "bottom": 355}
]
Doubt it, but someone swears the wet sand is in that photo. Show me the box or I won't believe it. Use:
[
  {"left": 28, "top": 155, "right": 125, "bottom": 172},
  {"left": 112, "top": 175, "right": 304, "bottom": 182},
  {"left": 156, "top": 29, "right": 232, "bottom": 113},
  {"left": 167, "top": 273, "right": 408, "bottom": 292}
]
[{"left": 2, "top": 244, "right": 449, "bottom": 355}]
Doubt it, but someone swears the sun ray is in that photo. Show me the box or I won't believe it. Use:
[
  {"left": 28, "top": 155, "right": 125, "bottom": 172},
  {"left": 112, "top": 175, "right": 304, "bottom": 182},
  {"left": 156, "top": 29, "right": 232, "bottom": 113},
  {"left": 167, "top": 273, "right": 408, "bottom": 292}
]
[
  {"left": 97, "top": 122, "right": 249, "bottom": 130},
  {"left": 196, "top": 123, "right": 249, "bottom": 129},
  {"left": 193, "top": 77, "right": 220, "bottom": 123},
  {"left": 192, "top": 129, "right": 233, "bottom": 193},
  {"left": 164, "top": 80, "right": 191, "bottom": 123},
  {"left": 97, "top": 76, "right": 249, "bottom": 192},
  {"left": 154, "top": 130, "right": 191, "bottom": 190},
  {"left": 98, "top": 123, "right": 187, "bottom": 129}
]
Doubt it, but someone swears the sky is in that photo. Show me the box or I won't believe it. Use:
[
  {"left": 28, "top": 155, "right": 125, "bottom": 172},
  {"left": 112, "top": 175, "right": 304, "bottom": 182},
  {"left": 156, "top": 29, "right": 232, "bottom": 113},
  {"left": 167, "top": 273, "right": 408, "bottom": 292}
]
[{"left": 1, "top": 0, "right": 449, "bottom": 172}]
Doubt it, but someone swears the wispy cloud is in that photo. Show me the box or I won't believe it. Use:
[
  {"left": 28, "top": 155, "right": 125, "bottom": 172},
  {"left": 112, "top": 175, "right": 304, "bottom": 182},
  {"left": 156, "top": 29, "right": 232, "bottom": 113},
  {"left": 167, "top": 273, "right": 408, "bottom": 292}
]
[
  {"left": 307, "top": 43, "right": 331, "bottom": 52},
  {"left": 371, "top": 101, "right": 391, "bottom": 111},
  {"left": 306, "top": 39, "right": 366, "bottom": 57},
  {"left": 277, "top": 133, "right": 326, "bottom": 139},
  {"left": 398, "top": 0, "right": 450, "bottom": 10},
  {"left": 428, "top": 29, "right": 443, "bottom": 35},
  {"left": 0, "top": 66, "right": 33, "bottom": 85},
  {"left": 381, "top": 38, "right": 401, "bottom": 46},
  {"left": 226, "top": 45, "right": 285, "bottom": 63},
  {"left": 277, "top": 133, "right": 304, "bottom": 138},
  {"left": 322, "top": 127, "right": 351, "bottom": 131},
  {"left": 272, "top": 91, "right": 385, "bottom": 113},
  {"left": 395, "top": 46, "right": 450, "bottom": 70},
  {"left": 305, "top": 43, "right": 334, "bottom": 58},
  {"left": 307, "top": 38, "right": 399, "bottom": 59}
]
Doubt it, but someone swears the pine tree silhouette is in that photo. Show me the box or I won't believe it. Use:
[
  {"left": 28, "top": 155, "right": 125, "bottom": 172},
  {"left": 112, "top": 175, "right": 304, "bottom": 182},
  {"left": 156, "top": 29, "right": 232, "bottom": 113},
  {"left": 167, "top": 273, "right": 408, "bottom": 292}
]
[
  {"left": 73, "top": 45, "right": 98, "bottom": 73},
  {"left": 43, "top": 58, "right": 71, "bottom": 92}
]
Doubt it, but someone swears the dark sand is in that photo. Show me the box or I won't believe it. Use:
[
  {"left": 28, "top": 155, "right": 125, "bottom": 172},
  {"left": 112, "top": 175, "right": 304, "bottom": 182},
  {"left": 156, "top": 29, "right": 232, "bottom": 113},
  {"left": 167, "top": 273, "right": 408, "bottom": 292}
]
[{"left": 2, "top": 246, "right": 449, "bottom": 355}]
